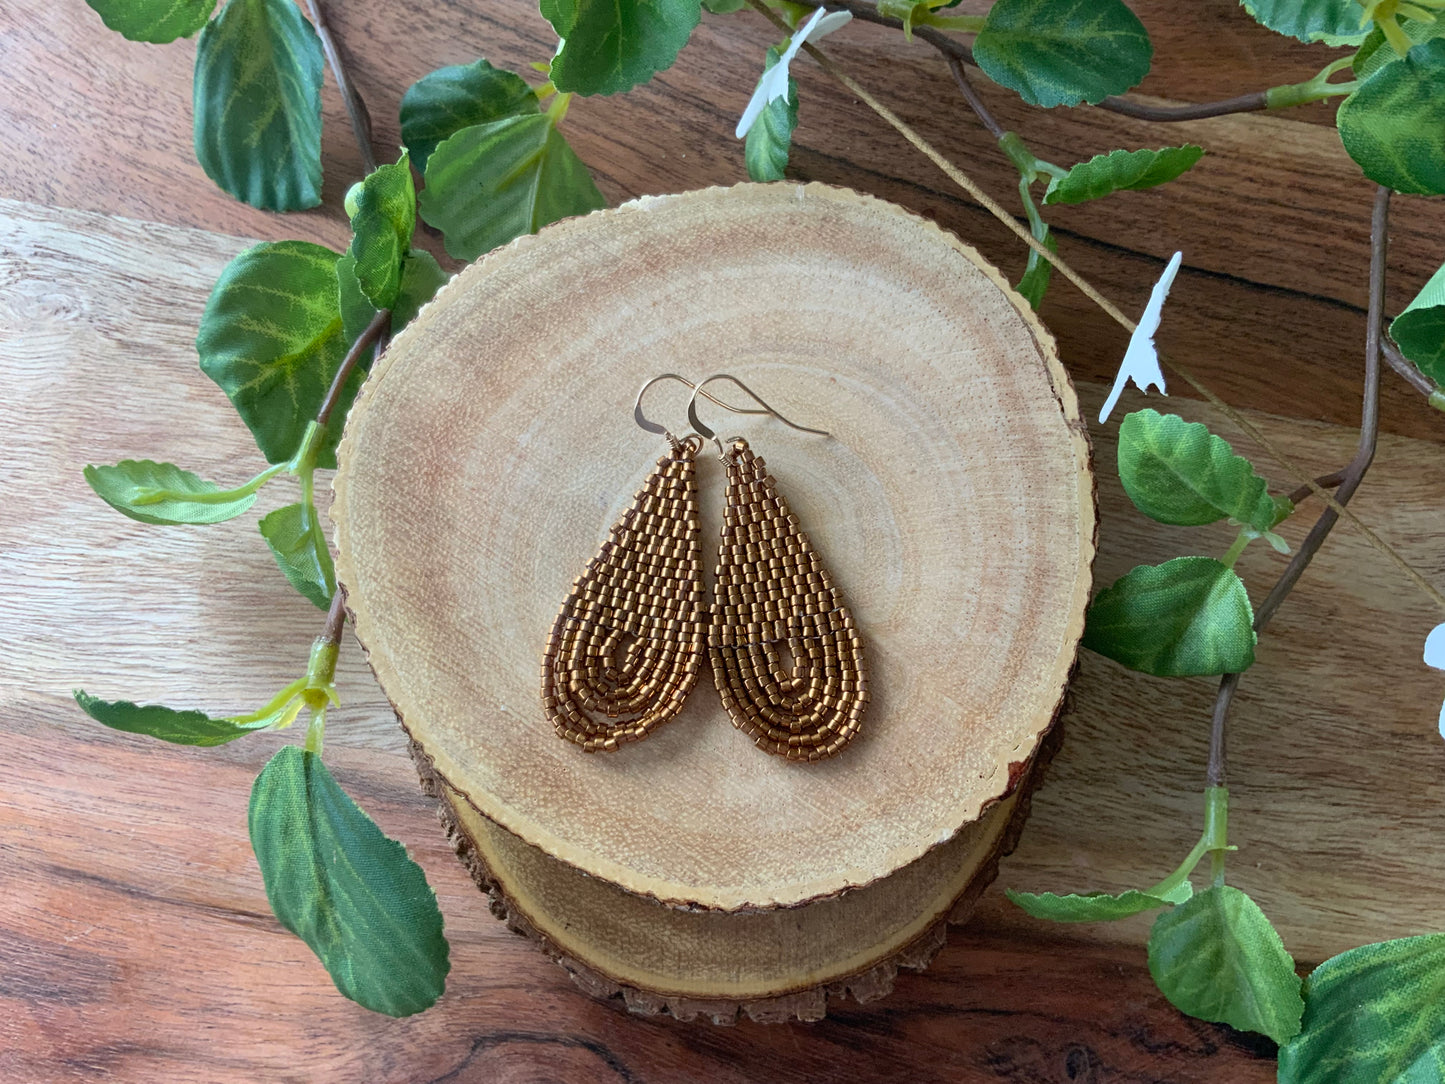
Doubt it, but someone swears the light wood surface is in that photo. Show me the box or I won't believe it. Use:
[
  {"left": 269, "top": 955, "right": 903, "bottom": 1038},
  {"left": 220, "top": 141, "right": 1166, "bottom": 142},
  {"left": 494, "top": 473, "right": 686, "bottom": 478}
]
[
  {"left": 333, "top": 183, "right": 1094, "bottom": 919},
  {"left": 5, "top": 0, "right": 1445, "bottom": 1074}
]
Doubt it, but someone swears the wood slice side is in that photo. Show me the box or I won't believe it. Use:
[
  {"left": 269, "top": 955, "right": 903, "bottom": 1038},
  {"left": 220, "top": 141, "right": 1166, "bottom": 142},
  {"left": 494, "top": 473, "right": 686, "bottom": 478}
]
[
  {"left": 333, "top": 182, "right": 1095, "bottom": 911},
  {"left": 409, "top": 717, "right": 1063, "bottom": 1022}
]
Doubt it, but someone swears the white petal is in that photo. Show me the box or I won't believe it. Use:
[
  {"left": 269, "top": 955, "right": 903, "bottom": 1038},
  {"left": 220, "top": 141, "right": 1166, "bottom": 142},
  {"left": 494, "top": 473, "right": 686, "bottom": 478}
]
[
  {"left": 1099, "top": 250, "right": 1182, "bottom": 424},
  {"left": 737, "top": 8, "right": 850, "bottom": 140},
  {"left": 735, "top": 65, "right": 792, "bottom": 139},
  {"left": 1437, "top": 697, "right": 1445, "bottom": 740},
  {"left": 779, "top": 6, "right": 828, "bottom": 64},
  {"left": 1425, "top": 622, "right": 1445, "bottom": 669},
  {"left": 803, "top": 9, "right": 853, "bottom": 42}
]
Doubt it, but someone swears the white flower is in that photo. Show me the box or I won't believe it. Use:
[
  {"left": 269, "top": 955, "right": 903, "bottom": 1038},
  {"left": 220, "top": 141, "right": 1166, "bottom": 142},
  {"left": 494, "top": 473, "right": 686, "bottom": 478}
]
[
  {"left": 1425, "top": 623, "right": 1445, "bottom": 738},
  {"left": 735, "top": 7, "right": 853, "bottom": 141},
  {"left": 1099, "top": 250, "right": 1182, "bottom": 424}
]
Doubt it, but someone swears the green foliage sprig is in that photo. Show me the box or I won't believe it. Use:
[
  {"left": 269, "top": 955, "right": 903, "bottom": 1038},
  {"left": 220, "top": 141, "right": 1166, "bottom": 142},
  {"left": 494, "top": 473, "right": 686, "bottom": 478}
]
[{"left": 77, "top": 0, "right": 1445, "bottom": 1061}]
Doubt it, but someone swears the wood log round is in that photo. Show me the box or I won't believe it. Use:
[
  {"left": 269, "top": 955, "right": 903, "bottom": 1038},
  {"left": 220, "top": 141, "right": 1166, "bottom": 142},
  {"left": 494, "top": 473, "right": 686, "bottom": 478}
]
[{"left": 332, "top": 182, "right": 1095, "bottom": 1013}]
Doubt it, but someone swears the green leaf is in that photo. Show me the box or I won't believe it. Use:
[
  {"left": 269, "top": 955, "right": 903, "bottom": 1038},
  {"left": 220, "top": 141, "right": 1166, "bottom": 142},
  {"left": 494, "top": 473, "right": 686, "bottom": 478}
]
[
  {"left": 1083, "top": 556, "right": 1257, "bottom": 676},
  {"left": 1355, "top": 19, "right": 1445, "bottom": 79},
  {"left": 1278, "top": 933, "right": 1445, "bottom": 1084},
  {"left": 74, "top": 691, "right": 269, "bottom": 746},
  {"left": 1238, "top": 0, "right": 1367, "bottom": 45},
  {"left": 249, "top": 747, "right": 449, "bottom": 1016},
  {"left": 1338, "top": 39, "right": 1445, "bottom": 196},
  {"left": 1392, "top": 262, "right": 1445, "bottom": 384},
  {"left": 399, "top": 59, "right": 539, "bottom": 172},
  {"left": 83, "top": 460, "right": 257, "bottom": 525},
  {"left": 973, "top": 0, "right": 1153, "bottom": 108},
  {"left": 1044, "top": 145, "right": 1203, "bottom": 206},
  {"left": 347, "top": 156, "right": 416, "bottom": 312},
  {"left": 193, "top": 0, "right": 324, "bottom": 211},
  {"left": 1008, "top": 883, "right": 1190, "bottom": 923},
  {"left": 703, "top": 0, "right": 746, "bottom": 11},
  {"left": 338, "top": 250, "right": 448, "bottom": 344},
  {"left": 541, "top": 0, "right": 701, "bottom": 95},
  {"left": 1148, "top": 885, "right": 1303, "bottom": 1044},
  {"left": 197, "top": 241, "right": 351, "bottom": 468},
  {"left": 420, "top": 115, "right": 606, "bottom": 262},
  {"left": 259, "top": 502, "right": 335, "bottom": 609},
  {"left": 84, "top": 0, "right": 216, "bottom": 42},
  {"left": 744, "top": 46, "right": 798, "bottom": 182},
  {"left": 1117, "top": 409, "right": 1277, "bottom": 531},
  {"left": 1016, "top": 226, "right": 1056, "bottom": 312}
]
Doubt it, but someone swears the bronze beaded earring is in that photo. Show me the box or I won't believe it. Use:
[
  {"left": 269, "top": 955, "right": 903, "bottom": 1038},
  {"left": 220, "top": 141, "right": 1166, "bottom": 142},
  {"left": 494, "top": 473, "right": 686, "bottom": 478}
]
[
  {"left": 540, "top": 375, "right": 763, "bottom": 752},
  {"left": 687, "top": 375, "right": 869, "bottom": 761}
]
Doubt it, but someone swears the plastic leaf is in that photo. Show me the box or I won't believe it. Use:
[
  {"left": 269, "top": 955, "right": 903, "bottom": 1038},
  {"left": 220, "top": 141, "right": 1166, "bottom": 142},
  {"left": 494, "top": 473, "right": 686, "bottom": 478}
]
[
  {"left": 249, "top": 747, "right": 450, "bottom": 1016},
  {"left": 193, "top": 0, "right": 324, "bottom": 211},
  {"left": 84, "top": 0, "right": 216, "bottom": 43},
  {"left": 973, "top": 0, "right": 1153, "bottom": 108},
  {"left": 419, "top": 115, "right": 605, "bottom": 261},
  {"left": 1044, "top": 146, "right": 1204, "bottom": 206},
  {"left": 1117, "top": 409, "right": 1278, "bottom": 530},
  {"left": 1100, "top": 251, "right": 1180, "bottom": 424},
  {"left": 541, "top": 0, "right": 702, "bottom": 96},
  {"left": 338, "top": 250, "right": 449, "bottom": 345},
  {"left": 84, "top": 460, "right": 258, "bottom": 526},
  {"left": 1338, "top": 39, "right": 1445, "bottom": 196},
  {"left": 1015, "top": 225, "right": 1056, "bottom": 312},
  {"left": 1148, "top": 885, "right": 1304, "bottom": 1044},
  {"left": 744, "top": 45, "right": 798, "bottom": 181},
  {"left": 196, "top": 241, "right": 350, "bottom": 468},
  {"left": 1083, "top": 557, "right": 1257, "bottom": 677},
  {"left": 1391, "top": 262, "right": 1445, "bottom": 384},
  {"left": 400, "top": 59, "right": 539, "bottom": 172},
  {"left": 1279, "top": 934, "right": 1445, "bottom": 1083},
  {"left": 1238, "top": 0, "right": 1369, "bottom": 45},
  {"left": 1007, "top": 884, "right": 1190, "bottom": 923},
  {"left": 259, "top": 503, "right": 335, "bottom": 609},
  {"left": 74, "top": 691, "right": 274, "bottom": 746},
  {"left": 347, "top": 156, "right": 417, "bottom": 312}
]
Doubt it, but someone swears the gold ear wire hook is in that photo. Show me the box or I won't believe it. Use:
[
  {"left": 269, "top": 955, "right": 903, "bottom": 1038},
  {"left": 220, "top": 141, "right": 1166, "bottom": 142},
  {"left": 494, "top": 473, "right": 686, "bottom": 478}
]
[
  {"left": 634, "top": 373, "right": 766, "bottom": 443},
  {"left": 687, "top": 374, "right": 830, "bottom": 452}
]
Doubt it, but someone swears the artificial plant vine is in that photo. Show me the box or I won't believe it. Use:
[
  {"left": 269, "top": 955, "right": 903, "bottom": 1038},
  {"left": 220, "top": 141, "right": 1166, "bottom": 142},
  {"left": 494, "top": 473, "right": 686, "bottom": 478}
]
[{"left": 74, "top": 0, "right": 1445, "bottom": 1065}]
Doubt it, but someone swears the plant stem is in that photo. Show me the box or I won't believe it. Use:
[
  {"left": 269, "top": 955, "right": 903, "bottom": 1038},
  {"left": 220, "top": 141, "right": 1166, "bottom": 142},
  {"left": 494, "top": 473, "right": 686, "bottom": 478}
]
[
  {"left": 1207, "top": 186, "right": 1391, "bottom": 784},
  {"left": 1285, "top": 469, "right": 1349, "bottom": 508},
  {"left": 774, "top": 0, "right": 1278, "bottom": 123},
  {"left": 317, "top": 309, "right": 391, "bottom": 429},
  {"left": 946, "top": 55, "right": 1003, "bottom": 140},
  {"left": 321, "top": 588, "right": 347, "bottom": 651},
  {"left": 1383, "top": 339, "right": 1445, "bottom": 409},
  {"left": 301, "top": 0, "right": 377, "bottom": 175},
  {"left": 1094, "top": 92, "right": 1270, "bottom": 122}
]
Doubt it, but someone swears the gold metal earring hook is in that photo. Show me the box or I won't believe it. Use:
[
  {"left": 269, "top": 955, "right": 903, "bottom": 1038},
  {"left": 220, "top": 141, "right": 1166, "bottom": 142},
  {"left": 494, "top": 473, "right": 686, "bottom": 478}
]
[
  {"left": 633, "top": 373, "right": 766, "bottom": 440},
  {"left": 686, "top": 374, "right": 830, "bottom": 448}
]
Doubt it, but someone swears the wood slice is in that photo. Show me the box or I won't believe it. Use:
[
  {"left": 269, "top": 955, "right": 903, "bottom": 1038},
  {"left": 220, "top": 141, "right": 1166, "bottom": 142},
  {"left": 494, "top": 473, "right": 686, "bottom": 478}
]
[{"left": 332, "top": 182, "right": 1095, "bottom": 1006}]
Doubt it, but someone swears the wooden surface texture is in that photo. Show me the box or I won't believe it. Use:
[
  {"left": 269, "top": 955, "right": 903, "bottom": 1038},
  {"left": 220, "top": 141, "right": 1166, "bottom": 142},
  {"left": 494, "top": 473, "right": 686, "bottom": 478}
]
[{"left": 2, "top": 0, "right": 1444, "bottom": 1079}]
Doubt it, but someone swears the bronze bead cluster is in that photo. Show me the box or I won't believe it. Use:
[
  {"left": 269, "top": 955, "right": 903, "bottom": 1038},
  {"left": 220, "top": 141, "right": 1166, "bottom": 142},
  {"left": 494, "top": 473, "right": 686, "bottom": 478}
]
[{"left": 541, "top": 431, "right": 867, "bottom": 761}]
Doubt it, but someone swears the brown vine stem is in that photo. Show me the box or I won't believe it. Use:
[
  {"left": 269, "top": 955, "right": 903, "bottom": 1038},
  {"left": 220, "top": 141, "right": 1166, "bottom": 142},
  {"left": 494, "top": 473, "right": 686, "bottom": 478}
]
[
  {"left": 1383, "top": 338, "right": 1442, "bottom": 400},
  {"left": 1093, "top": 92, "right": 1270, "bottom": 123},
  {"left": 744, "top": 0, "right": 1445, "bottom": 617},
  {"left": 316, "top": 308, "right": 390, "bottom": 429},
  {"left": 1206, "top": 186, "right": 1391, "bottom": 788},
  {"left": 321, "top": 586, "right": 348, "bottom": 648},
  {"left": 777, "top": 0, "right": 1272, "bottom": 122},
  {"left": 302, "top": 0, "right": 378, "bottom": 175},
  {"left": 946, "top": 55, "right": 1004, "bottom": 141}
]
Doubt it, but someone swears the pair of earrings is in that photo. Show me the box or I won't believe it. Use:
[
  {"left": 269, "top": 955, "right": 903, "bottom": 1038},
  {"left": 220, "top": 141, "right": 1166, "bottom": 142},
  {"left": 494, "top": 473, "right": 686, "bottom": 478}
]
[{"left": 540, "top": 374, "right": 869, "bottom": 762}]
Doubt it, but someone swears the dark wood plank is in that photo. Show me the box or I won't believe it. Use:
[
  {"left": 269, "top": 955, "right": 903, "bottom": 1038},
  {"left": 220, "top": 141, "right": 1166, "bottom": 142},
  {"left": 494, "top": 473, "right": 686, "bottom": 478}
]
[{"left": 2, "top": 0, "right": 1440, "bottom": 438}]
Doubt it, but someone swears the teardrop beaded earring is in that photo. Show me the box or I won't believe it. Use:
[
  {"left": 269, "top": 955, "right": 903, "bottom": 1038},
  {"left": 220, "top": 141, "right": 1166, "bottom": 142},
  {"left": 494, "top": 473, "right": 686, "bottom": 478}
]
[{"left": 688, "top": 375, "right": 869, "bottom": 761}]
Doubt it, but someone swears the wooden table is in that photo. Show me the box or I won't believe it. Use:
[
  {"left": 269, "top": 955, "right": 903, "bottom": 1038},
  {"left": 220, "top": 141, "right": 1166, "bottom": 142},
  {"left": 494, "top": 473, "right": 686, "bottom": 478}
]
[{"left": 3, "top": 1, "right": 1443, "bottom": 1080}]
